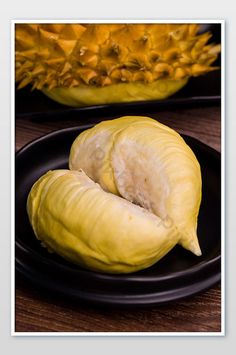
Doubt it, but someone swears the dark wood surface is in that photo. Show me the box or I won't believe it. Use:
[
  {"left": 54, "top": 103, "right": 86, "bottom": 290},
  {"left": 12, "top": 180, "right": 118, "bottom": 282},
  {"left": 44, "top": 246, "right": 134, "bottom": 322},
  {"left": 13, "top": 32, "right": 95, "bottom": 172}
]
[{"left": 15, "top": 105, "right": 221, "bottom": 332}]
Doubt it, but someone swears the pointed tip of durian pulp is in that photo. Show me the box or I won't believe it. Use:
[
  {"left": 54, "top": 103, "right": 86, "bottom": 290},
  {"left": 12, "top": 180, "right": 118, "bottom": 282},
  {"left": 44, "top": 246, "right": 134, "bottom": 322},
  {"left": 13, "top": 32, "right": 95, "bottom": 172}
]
[
  {"left": 180, "top": 229, "right": 202, "bottom": 256},
  {"left": 190, "top": 239, "right": 202, "bottom": 256}
]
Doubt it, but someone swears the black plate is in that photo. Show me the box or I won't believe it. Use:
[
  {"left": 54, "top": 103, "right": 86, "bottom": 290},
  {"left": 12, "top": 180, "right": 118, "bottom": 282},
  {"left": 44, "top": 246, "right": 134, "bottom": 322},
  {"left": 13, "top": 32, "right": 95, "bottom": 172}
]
[{"left": 15, "top": 125, "right": 221, "bottom": 306}]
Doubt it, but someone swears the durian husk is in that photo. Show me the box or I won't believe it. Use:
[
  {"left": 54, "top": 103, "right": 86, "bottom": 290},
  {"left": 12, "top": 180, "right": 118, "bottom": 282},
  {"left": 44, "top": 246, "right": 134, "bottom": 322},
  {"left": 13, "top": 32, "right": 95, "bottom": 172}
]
[
  {"left": 42, "top": 78, "right": 188, "bottom": 107},
  {"left": 15, "top": 24, "right": 221, "bottom": 107}
]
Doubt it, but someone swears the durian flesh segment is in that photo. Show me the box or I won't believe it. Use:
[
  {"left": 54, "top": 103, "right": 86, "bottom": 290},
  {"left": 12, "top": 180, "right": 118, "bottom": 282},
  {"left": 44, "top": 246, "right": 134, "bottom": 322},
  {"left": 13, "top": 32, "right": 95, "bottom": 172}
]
[
  {"left": 111, "top": 122, "right": 202, "bottom": 256},
  {"left": 69, "top": 116, "right": 202, "bottom": 256},
  {"left": 69, "top": 115, "right": 181, "bottom": 194},
  {"left": 27, "top": 169, "right": 179, "bottom": 274},
  {"left": 69, "top": 116, "right": 166, "bottom": 194}
]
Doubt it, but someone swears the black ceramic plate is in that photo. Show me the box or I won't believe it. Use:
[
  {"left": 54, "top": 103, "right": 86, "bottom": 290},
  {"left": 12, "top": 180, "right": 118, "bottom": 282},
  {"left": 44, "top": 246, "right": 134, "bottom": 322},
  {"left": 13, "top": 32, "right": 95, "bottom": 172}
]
[{"left": 15, "top": 125, "right": 221, "bottom": 306}]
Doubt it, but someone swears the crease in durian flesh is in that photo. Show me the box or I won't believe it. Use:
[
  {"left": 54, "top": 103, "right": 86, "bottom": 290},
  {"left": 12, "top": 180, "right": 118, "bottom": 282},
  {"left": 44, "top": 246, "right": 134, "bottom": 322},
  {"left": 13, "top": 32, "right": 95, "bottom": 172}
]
[
  {"left": 15, "top": 24, "right": 220, "bottom": 106},
  {"left": 69, "top": 116, "right": 202, "bottom": 256}
]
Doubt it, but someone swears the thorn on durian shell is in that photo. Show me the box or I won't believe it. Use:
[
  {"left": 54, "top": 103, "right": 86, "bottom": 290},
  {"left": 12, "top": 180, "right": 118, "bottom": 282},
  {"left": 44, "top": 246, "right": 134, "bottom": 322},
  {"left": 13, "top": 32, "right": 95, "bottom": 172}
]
[
  {"left": 153, "top": 63, "right": 173, "bottom": 79},
  {"left": 31, "top": 81, "right": 39, "bottom": 90},
  {"left": 31, "top": 64, "right": 45, "bottom": 76},
  {"left": 44, "top": 24, "right": 65, "bottom": 34},
  {"left": 162, "top": 48, "right": 180, "bottom": 62},
  {"left": 191, "top": 63, "right": 215, "bottom": 76},
  {"left": 109, "top": 43, "right": 120, "bottom": 56},
  {"left": 16, "top": 49, "right": 37, "bottom": 60},
  {"left": 100, "top": 76, "right": 112, "bottom": 86},
  {"left": 70, "top": 24, "right": 87, "bottom": 38},
  {"left": 178, "top": 53, "right": 193, "bottom": 65},
  {"left": 17, "top": 75, "right": 32, "bottom": 89},
  {"left": 45, "top": 57, "right": 65, "bottom": 66},
  {"left": 77, "top": 68, "right": 97, "bottom": 84},
  {"left": 149, "top": 53, "right": 160, "bottom": 64},
  {"left": 170, "top": 25, "right": 188, "bottom": 41},
  {"left": 16, "top": 61, "right": 34, "bottom": 80},
  {"left": 208, "top": 44, "right": 221, "bottom": 55},
  {"left": 59, "top": 61, "right": 72, "bottom": 76},
  {"left": 132, "top": 70, "right": 153, "bottom": 83},
  {"left": 69, "top": 79, "right": 80, "bottom": 87},
  {"left": 39, "top": 28, "right": 59, "bottom": 42},
  {"left": 174, "top": 67, "right": 188, "bottom": 80},
  {"left": 16, "top": 30, "right": 36, "bottom": 50},
  {"left": 48, "top": 79, "right": 58, "bottom": 90},
  {"left": 37, "top": 48, "right": 51, "bottom": 60},
  {"left": 27, "top": 24, "right": 39, "bottom": 33},
  {"left": 56, "top": 39, "right": 77, "bottom": 57},
  {"left": 188, "top": 24, "right": 199, "bottom": 37},
  {"left": 36, "top": 76, "right": 48, "bottom": 90}
]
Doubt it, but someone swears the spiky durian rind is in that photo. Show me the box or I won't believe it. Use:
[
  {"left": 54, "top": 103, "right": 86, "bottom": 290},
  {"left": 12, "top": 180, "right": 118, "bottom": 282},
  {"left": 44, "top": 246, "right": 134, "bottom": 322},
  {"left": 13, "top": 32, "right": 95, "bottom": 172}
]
[{"left": 15, "top": 24, "right": 220, "bottom": 106}]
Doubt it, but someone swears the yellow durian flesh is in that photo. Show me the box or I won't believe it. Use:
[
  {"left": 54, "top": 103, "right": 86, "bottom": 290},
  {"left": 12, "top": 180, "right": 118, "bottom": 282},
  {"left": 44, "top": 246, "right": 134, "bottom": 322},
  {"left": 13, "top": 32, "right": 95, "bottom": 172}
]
[
  {"left": 27, "top": 169, "right": 179, "bottom": 274},
  {"left": 69, "top": 116, "right": 160, "bottom": 194},
  {"left": 111, "top": 122, "right": 202, "bottom": 256},
  {"left": 69, "top": 116, "right": 202, "bottom": 256},
  {"left": 69, "top": 115, "right": 179, "bottom": 194}
]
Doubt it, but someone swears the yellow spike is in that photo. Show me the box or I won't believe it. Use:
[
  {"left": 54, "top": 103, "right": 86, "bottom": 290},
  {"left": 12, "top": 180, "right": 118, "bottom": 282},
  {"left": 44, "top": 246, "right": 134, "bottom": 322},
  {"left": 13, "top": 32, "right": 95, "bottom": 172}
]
[
  {"left": 153, "top": 63, "right": 174, "bottom": 78},
  {"left": 56, "top": 39, "right": 77, "bottom": 57},
  {"left": 16, "top": 28, "right": 36, "bottom": 49},
  {"left": 76, "top": 68, "right": 97, "bottom": 84},
  {"left": 188, "top": 24, "right": 199, "bottom": 36},
  {"left": 61, "top": 24, "right": 86, "bottom": 39},
  {"left": 78, "top": 49, "right": 98, "bottom": 68},
  {"left": 17, "top": 75, "right": 32, "bottom": 89},
  {"left": 27, "top": 24, "right": 39, "bottom": 32},
  {"left": 191, "top": 63, "right": 214, "bottom": 76},
  {"left": 162, "top": 48, "right": 180, "bottom": 62},
  {"left": 37, "top": 48, "right": 50, "bottom": 59},
  {"left": 44, "top": 24, "right": 65, "bottom": 33},
  {"left": 46, "top": 57, "right": 65, "bottom": 66},
  {"left": 59, "top": 61, "right": 72, "bottom": 76},
  {"left": 208, "top": 44, "right": 221, "bottom": 55},
  {"left": 100, "top": 76, "right": 112, "bottom": 86},
  {"left": 39, "top": 28, "right": 59, "bottom": 42},
  {"left": 48, "top": 79, "right": 58, "bottom": 90},
  {"left": 15, "top": 23, "right": 221, "bottom": 100},
  {"left": 16, "top": 49, "right": 37, "bottom": 60},
  {"left": 174, "top": 67, "right": 188, "bottom": 80},
  {"left": 31, "top": 64, "right": 45, "bottom": 76}
]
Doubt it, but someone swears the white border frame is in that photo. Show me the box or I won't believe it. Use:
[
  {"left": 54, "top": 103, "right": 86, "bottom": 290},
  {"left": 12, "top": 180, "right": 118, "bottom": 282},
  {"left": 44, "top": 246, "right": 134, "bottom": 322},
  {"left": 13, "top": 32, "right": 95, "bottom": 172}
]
[{"left": 11, "top": 19, "right": 225, "bottom": 336}]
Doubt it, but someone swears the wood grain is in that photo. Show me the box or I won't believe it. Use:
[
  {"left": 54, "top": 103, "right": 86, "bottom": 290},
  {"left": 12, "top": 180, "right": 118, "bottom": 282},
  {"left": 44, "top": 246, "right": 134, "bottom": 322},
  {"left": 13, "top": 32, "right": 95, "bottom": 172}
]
[
  {"left": 15, "top": 105, "right": 221, "bottom": 333},
  {"left": 15, "top": 278, "right": 221, "bottom": 333}
]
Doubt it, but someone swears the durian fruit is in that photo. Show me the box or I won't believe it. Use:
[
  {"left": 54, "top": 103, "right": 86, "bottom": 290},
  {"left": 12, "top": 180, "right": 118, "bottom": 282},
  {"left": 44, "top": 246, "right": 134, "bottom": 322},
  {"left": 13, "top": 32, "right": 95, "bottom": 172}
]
[
  {"left": 15, "top": 24, "right": 220, "bottom": 107},
  {"left": 27, "top": 169, "right": 179, "bottom": 274},
  {"left": 69, "top": 116, "right": 202, "bottom": 256}
]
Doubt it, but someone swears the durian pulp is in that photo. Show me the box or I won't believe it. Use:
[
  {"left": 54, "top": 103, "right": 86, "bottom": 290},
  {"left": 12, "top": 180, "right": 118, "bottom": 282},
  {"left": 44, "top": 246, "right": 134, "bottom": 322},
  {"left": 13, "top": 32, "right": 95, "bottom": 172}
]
[
  {"left": 69, "top": 116, "right": 202, "bottom": 256},
  {"left": 27, "top": 169, "right": 180, "bottom": 274},
  {"left": 42, "top": 78, "right": 188, "bottom": 107}
]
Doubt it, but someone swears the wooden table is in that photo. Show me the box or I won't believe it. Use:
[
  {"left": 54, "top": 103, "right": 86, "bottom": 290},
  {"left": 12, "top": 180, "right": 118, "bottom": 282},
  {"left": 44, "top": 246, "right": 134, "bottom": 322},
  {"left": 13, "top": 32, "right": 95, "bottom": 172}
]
[{"left": 15, "top": 105, "right": 221, "bottom": 332}]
